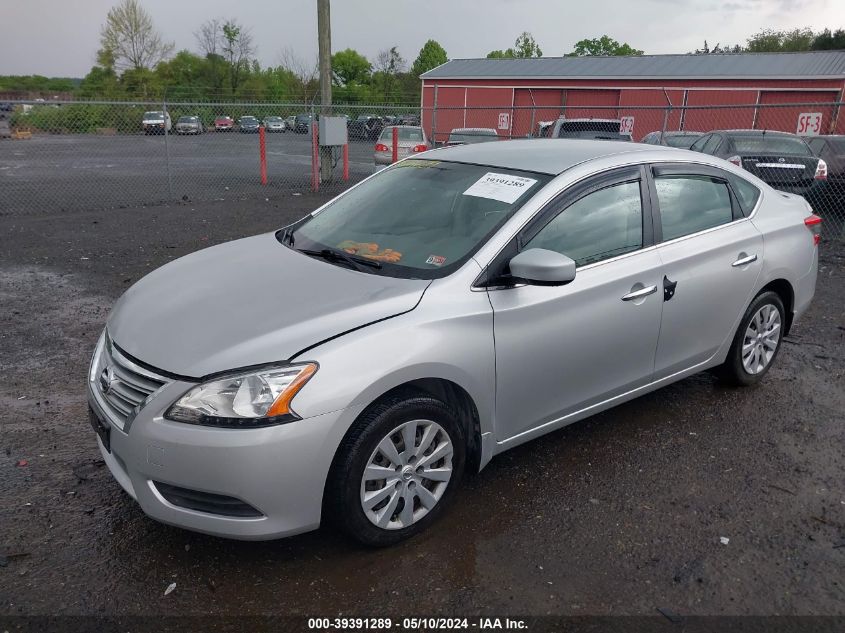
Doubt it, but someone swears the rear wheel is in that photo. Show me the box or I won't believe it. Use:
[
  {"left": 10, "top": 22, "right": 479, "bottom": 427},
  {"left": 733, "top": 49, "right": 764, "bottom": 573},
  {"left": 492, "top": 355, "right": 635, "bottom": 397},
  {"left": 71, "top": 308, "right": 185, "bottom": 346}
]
[
  {"left": 716, "top": 290, "right": 785, "bottom": 386},
  {"left": 326, "top": 392, "right": 465, "bottom": 546}
]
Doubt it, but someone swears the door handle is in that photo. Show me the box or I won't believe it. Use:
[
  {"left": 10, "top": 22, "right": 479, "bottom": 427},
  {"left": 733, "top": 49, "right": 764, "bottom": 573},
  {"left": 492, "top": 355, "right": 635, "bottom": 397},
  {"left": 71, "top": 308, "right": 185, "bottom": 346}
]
[
  {"left": 621, "top": 285, "right": 657, "bottom": 301},
  {"left": 732, "top": 253, "right": 757, "bottom": 267}
]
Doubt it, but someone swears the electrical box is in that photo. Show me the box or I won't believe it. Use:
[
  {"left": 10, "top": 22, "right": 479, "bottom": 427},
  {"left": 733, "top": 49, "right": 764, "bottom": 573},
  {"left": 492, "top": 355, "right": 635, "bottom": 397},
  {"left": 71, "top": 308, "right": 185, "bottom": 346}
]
[{"left": 319, "top": 117, "right": 348, "bottom": 146}]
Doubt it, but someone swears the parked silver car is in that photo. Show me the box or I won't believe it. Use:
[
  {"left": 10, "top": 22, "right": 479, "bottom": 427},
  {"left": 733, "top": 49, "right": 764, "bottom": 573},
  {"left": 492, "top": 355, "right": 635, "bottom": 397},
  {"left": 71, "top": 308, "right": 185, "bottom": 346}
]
[
  {"left": 88, "top": 140, "right": 820, "bottom": 546},
  {"left": 446, "top": 127, "right": 498, "bottom": 145},
  {"left": 264, "top": 116, "right": 287, "bottom": 133},
  {"left": 174, "top": 115, "right": 203, "bottom": 135},
  {"left": 374, "top": 125, "right": 428, "bottom": 168}
]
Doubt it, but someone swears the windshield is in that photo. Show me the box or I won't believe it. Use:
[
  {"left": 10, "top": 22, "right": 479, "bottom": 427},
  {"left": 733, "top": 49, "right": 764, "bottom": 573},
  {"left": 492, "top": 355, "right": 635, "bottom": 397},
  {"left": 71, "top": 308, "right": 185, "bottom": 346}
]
[
  {"left": 448, "top": 131, "right": 497, "bottom": 144},
  {"left": 379, "top": 127, "right": 424, "bottom": 142},
  {"left": 558, "top": 130, "right": 630, "bottom": 141},
  {"left": 266, "top": 117, "right": 282, "bottom": 122},
  {"left": 241, "top": 117, "right": 258, "bottom": 123},
  {"left": 731, "top": 135, "right": 811, "bottom": 156},
  {"left": 178, "top": 116, "right": 197, "bottom": 123},
  {"left": 143, "top": 111, "right": 164, "bottom": 120},
  {"left": 665, "top": 134, "right": 700, "bottom": 148},
  {"left": 287, "top": 160, "right": 550, "bottom": 278}
]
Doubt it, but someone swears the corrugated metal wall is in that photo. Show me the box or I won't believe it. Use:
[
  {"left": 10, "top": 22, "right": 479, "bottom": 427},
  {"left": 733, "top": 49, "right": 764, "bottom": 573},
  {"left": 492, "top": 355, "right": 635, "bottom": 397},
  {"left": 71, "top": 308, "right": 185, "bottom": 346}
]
[{"left": 423, "top": 77, "right": 845, "bottom": 140}]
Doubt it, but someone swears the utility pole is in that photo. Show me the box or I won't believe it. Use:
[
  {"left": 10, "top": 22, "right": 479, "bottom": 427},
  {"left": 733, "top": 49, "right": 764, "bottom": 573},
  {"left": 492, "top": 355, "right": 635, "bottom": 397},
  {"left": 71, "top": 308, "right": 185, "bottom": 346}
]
[{"left": 317, "top": 0, "right": 333, "bottom": 183}]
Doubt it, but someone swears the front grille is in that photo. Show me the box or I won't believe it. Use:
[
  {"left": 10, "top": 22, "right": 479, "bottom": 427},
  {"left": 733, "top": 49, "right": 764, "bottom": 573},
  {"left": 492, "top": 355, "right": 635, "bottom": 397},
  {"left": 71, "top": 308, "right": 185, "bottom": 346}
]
[
  {"left": 153, "top": 481, "right": 263, "bottom": 518},
  {"left": 94, "top": 338, "right": 167, "bottom": 429}
]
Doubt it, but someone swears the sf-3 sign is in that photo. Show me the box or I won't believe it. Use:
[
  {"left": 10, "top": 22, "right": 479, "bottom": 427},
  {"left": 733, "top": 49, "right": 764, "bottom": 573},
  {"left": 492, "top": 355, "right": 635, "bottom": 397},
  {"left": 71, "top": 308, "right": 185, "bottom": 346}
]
[{"left": 797, "top": 112, "right": 822, "bottom": 136}]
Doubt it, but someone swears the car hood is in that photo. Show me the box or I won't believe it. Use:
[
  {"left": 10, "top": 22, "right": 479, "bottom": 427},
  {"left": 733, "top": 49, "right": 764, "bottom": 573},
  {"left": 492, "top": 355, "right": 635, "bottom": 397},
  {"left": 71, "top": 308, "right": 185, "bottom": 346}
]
[{"left": 108, "top": 232, "right": 430, "bottom": 378}]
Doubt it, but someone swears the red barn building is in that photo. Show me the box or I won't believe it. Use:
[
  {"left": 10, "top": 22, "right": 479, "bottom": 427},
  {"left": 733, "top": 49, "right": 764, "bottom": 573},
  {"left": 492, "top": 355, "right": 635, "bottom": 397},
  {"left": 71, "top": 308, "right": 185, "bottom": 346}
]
[{"left": 419, "top": 51, "right": 845, "bottom": 142}]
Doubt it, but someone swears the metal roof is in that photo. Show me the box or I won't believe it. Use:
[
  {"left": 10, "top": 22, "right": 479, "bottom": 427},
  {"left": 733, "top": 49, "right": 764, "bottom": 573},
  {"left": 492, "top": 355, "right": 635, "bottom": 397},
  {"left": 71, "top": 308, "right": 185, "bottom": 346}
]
[
  {"left": 420, "top": 51, "right": 845, "bottom": 80},
  {"left": 422, "top": 138, "right": 675, "bottom": 175}
]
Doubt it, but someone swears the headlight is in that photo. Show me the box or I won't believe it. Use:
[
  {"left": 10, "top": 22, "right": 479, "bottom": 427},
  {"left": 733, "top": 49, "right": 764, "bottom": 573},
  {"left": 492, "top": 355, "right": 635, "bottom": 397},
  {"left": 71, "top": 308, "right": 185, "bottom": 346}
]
[{"left": 164, "top": 363, "right": 317, "bottom": 428}]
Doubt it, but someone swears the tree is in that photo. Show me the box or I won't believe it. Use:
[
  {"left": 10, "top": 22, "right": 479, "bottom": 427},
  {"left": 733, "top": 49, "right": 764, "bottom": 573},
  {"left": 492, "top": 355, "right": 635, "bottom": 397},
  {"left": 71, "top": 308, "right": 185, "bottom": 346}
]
[
  {"left": 99, "top": 0, "right": 173, "bottom": 71},
  {"left": 486, "top": 32, "right": 543, "bottom": 59},
  {"left": 513, "top": 32, "right": 542, "bottom": 58},
  {"left": 411, "top": 40, "right": 447, "bottom": 78},
  {"left": 568, "top": 35, "right": 644, "bottom": 56},
  {"left": 812, "top": 28, "right": 845, "bottom": 50},
  {"left": 195, "top": 18, "right": 226, "bottom": 93},
  {"left": 374, "top": 46, "right": 406, "bottom": 100},
  {"left": 331, "top": 48, "right": 371, "bottom": 86},
  {"left": 691, "top": 40, "right": 744, "bottom": 54},
  {"left": 745, "top": 28, "right": 814, "bottom": 52},
  {"left": 278, "top": 47, "right": 318, "bottom": 102},
  {"left": 220, "top": 20, "right": 255, "bottom": 94}
]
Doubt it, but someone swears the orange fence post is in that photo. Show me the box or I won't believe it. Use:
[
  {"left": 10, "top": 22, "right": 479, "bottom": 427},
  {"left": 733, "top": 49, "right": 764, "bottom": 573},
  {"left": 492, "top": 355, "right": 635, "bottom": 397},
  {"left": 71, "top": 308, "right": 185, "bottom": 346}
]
[
  {"left": 392, "top": 126, "right": 398, "bottom": 164},
  {"left": 259, "top": 126, "right": 267, "bottom": 185}
]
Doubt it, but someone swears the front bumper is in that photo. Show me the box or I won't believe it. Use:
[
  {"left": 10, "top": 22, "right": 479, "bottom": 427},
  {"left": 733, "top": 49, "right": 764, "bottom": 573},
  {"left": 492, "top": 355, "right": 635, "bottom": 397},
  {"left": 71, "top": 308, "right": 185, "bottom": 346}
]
[{"left": 87, "top": 345, "right": 362, "bottom": 540}]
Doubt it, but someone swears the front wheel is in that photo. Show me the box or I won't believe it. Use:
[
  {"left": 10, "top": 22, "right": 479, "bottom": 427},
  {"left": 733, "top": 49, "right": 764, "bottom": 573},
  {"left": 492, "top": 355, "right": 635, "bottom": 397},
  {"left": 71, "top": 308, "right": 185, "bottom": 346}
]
[
  {"left": 716, "top": 290, "right": 785, "bottom": 386},
  {"left": 326, "top": 393, "right": 466, "bottom": 546}
]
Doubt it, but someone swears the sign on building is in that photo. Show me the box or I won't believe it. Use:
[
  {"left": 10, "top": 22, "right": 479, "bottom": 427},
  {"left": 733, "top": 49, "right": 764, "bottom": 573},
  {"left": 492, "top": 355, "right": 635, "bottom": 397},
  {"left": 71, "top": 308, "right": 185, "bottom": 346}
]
[
  {"left": 619, "top": 116, "right": 635, "bottom": 136},
  {"left": 498, "top": 112, "right": 510, "bottom": 130},
  {"left": 796, "top": 112, "right": 823, "bottom": 136}
]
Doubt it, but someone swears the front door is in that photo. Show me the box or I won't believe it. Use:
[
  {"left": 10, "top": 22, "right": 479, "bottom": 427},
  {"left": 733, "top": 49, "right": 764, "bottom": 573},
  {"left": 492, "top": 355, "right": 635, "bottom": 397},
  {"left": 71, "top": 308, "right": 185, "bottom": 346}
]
[{"left": 489, "top": 169, "right": 664, "bottom": 443}]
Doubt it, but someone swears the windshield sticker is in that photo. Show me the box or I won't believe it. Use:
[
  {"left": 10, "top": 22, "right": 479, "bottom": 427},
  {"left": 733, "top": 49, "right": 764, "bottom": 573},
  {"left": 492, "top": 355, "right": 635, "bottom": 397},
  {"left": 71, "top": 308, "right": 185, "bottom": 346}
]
[
  {"left": 395, "top": 159, "right": 440, "bottom": 169},
  {"left": 463, "top": 172, "right": 537, "bottom": 204},
  {"left": 425, "top": 255, "right": 446, "bottom": 266},
  {"left": 337, "top": 240, "right": 402, "bottom": 263}
]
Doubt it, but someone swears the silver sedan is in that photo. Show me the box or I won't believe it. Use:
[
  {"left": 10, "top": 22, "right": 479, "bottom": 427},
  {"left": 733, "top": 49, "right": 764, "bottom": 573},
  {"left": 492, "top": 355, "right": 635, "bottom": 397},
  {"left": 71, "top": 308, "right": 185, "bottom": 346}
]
[{"left": 88, "top": 140, "right": 820, "bottom": 546}]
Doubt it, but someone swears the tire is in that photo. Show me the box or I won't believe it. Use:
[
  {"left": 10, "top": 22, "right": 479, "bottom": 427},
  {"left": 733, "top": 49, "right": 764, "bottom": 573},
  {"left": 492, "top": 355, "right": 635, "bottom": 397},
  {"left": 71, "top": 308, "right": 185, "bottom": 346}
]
[
  {"left": 715, "top": 290, "right": 785, "bottom": 387},
  {"left": 325, "top": 391, "right": 466, "bottom": 547}
]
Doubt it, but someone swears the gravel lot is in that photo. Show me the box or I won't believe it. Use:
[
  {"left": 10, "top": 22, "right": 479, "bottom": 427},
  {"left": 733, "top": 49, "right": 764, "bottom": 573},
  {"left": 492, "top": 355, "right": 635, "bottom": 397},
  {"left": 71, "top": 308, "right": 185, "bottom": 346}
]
[{"left": 0, "top": 195, "right": 843, "bottom": 625}]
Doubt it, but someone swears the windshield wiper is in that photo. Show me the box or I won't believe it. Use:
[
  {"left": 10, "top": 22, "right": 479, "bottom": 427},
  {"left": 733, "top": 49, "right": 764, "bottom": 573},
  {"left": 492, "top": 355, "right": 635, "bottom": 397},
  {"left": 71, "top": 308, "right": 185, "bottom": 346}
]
[{"left": 297, "top": 248, "right": 382, "bottom": 271}]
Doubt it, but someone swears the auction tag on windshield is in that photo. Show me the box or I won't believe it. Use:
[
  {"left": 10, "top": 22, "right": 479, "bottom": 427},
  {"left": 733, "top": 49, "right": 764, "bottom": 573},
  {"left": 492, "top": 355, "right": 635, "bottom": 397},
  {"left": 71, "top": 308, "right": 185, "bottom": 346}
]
[
  {"left": 426, "top": 255, "right": 446, "bottom": 266},
  {"left": 463, "top": 172, "right": 537, "bottom": 204}
]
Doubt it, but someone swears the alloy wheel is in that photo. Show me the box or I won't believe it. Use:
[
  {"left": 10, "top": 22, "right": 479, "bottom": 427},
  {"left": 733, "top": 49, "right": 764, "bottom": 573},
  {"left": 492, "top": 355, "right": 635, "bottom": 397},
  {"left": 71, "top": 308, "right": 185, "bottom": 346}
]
[{"left": 742, "top": 303, "right": 782, "bottom": 375}]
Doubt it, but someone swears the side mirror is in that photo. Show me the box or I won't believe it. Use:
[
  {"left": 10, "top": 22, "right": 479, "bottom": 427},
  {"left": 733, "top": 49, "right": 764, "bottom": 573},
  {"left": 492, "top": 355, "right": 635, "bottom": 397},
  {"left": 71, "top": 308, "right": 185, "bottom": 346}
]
[{"left": 508, "top": 248, "right": 576, "bottom": 286}]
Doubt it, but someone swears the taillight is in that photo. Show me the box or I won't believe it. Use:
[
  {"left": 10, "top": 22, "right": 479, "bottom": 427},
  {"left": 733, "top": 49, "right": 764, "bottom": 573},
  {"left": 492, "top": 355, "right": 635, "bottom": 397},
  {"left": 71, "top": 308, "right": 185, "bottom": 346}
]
[
  {"left": 727, "top": 155, "right": 743, "bottom": 168},
  {"left": 814, "top": 158, "right": 828, "bottom": 180},
  {"left": 412, "top": 144, "right": 428, "bottom": 153},
  {"left": 804, "top": 214, "right": 822, "bottom": 246},
  {"left": 375, "top": 143, "right": 389, "bottom": 152}
]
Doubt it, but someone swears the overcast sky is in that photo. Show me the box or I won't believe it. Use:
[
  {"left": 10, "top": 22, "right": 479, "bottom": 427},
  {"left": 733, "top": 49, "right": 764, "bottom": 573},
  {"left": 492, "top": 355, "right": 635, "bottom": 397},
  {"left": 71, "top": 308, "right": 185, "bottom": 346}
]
[{"left": 1, "top": 0, "right": 843, "bottom": 77}]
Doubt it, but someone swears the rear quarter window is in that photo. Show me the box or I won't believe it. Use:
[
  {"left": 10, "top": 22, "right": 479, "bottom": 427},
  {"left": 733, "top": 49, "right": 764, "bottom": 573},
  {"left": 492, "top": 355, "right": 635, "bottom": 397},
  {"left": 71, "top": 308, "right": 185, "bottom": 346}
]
[{"left": 726, "top": 174, "right": 761, "bottom": 216}]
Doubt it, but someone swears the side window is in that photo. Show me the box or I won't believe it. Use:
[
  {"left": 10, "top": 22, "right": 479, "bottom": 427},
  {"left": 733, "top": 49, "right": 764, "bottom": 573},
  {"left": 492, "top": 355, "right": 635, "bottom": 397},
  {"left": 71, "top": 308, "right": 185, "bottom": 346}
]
[
  {"left": 702, "top": 134, "right": 722, "bottom": 155},
  {"left": 726, "top": 173, "right": 761, "bottom": 216},
  {"left": 525, "top": 181, "right": 643, "bottom": 266},
  {"left": 689, "top": 134, "right": 710, "bottom": 152},
  {"left": 655, "top": 175, "right": 734, "bottom": 241}
]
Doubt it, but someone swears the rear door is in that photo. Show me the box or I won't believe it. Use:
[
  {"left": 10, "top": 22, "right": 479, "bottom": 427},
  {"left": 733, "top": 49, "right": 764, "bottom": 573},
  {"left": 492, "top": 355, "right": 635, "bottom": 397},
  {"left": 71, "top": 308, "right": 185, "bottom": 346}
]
[{"left": 648, "top": 164, "right": 763, "bottom": 378}]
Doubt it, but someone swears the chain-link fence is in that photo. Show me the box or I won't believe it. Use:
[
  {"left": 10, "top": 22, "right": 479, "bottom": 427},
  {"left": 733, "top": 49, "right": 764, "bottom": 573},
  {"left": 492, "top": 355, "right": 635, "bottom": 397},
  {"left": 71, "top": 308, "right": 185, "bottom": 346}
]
[
  {"left": 0, "top": 100, "right": 419, "bottom": 213},
  {"left": 1, "top": 98, "right": 843, "bottom": 238}
]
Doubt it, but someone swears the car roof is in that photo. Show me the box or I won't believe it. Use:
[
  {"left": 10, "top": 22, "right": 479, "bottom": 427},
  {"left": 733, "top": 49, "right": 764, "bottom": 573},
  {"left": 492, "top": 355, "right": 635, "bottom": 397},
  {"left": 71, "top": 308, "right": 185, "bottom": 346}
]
[
  {"left": 712, "top": 129, "right": 799, "bottom": 137},
  {"left": 558, "top": 118, "right": 620, "bottom": 123},
  {"left": 424, "top": 138, "right": 676, "bottom": 175},
  {"left": 451, "top": 128, "right": 497, "bottom": 133}
]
